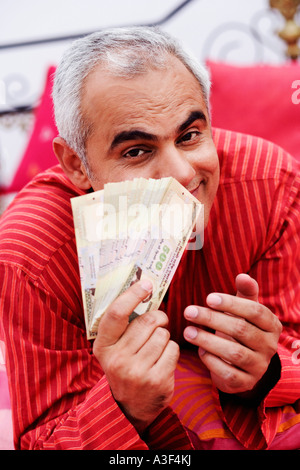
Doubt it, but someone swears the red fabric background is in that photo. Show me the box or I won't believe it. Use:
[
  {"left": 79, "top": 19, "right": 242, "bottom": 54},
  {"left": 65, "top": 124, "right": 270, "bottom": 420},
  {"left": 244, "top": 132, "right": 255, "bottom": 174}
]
[{"left": 207, "top": 60, "right": 300, "bottom": 161}]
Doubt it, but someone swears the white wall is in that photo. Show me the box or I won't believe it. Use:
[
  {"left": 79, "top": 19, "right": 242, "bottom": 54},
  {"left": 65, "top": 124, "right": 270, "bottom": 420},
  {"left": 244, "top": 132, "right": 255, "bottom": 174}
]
[{"left": 0, "top": 0, "right": 289, "bottom": 191}]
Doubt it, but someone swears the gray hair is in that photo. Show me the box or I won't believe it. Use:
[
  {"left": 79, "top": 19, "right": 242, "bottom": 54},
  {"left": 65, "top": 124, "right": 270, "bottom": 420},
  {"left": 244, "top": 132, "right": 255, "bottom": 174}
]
[{"left": 52, "top": 26, "right": 211, "bottom": 170}]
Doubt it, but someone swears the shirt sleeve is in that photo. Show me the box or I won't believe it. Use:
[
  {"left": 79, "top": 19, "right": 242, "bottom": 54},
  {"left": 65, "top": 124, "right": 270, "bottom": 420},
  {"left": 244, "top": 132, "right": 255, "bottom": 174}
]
[
  {"left": 215, "top": 167, "right": 300, "bottom": 449},
  {"left": 0, "top": 263, "right": 192, "bottom": 450},
  {"left": 254, "top": 167, "right": 300, "bottom": 407}
]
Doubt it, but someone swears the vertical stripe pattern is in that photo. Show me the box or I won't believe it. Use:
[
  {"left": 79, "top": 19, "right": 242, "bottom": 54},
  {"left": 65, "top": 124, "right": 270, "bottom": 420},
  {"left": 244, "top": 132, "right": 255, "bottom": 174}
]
[
  {"left": 166, "top": 129, "right": 300, "bottom": 449},
  {"left": 0, "top": 128, "right": 300, "bottom": 450}
]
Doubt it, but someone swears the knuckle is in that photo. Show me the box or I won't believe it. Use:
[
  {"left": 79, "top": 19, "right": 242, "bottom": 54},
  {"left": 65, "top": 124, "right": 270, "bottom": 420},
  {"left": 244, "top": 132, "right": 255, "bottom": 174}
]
[
  {"left": 223, "top": 369, "right": 254, "bottom": 393},
  {"left": 223, "top": 369, "right": 241, "bottom": 390},
  {"left": 148, "top": 371, "right": 163, "bottom": 389},
  {"left": 230, "top": 344, "right": 247, "bottom": 366},
  {"left": 230, "top": 345, "right": 257, "bottom": 372},
  {"left": 266, "top": 339, "right": 278, "bottom": 358},
  {"left": 107, "top": 305, "right": 122, "bottom": 322},
  {"left": 124, "top": 362, "right": 146, "bottom": 385},
  {"left": 110, "top": 352, "right": 125, "bottom": 370},
  {"left": 106, "top": 355, "right": 125, "bottom": 377},
  {"left": 139, "top": 310, "right": 168, "bottom": 328},
  {"left": 139, "top": 312, "right": 158, "bottom": 327},
  {"left": 241, "top": 377, "right": 256, "bottom": 393},
  {"left": 166, "top": 340, "right": 180, "bottom": 364},
  {"left": 234, "top": 318, "right": 249, "bottom": 339},
  {"left": 274, "top": 316, "right": 283, "bottom": 335},
  {"left": 169, "top": 339, "right": 180, "bottom": 356},
  {"left": 252, "top": 302, "right": 265, "bottom": 320},
  {"left": 256, "top": 362, "right": 268, "bottom": 380}
]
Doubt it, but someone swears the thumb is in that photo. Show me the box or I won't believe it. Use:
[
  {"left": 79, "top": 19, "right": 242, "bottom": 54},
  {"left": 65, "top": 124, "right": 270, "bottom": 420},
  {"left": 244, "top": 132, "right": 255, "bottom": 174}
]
[
  {"left": 214, "top": 274, "right": 258, "bottom": 345},
  {"left": 235, "top": 273, "right": 259, "bottom": 301},
  {"left": 94, "top": 279, "right": 153, "bottom": 348},
  {"left": 216, "top": 273, "right": 259, "bottom": 341}
]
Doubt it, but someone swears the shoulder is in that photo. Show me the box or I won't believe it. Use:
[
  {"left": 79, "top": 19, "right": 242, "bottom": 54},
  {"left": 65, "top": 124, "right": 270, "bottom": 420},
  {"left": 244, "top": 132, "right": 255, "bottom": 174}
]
[
  {"left": 0, "top": 165, "right": 85, "bottom": 278},
  {"left": 213, "top": 127, "right": 300, "bottom": 187},
  {"left": 210, "top": 128, "right": 300, "bottom": 252}
]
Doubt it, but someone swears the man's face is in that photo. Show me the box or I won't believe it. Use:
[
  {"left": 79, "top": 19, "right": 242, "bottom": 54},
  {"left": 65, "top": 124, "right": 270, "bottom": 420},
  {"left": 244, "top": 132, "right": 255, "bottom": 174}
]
[{"left": 81, "top": 55, "right": 219, "bottom": 226}]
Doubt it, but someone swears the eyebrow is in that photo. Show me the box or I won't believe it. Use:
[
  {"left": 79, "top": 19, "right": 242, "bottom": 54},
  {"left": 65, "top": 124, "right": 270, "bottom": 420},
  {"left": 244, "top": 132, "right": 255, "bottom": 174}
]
[
  {"left": 178, "top": 110, "right": 207, "bottom": 133},
  {"left": 110, "top": 129, "right": 157, "bottom": 150},
  {"left": 110, "top": 110, "right": 207, "bottom": 150}
]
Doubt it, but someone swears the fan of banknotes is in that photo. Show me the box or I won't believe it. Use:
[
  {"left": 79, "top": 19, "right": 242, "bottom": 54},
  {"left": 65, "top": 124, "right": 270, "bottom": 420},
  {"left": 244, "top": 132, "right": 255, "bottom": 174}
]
[{"left": 71, "top": 177, "right": 203, "bottom": 339}]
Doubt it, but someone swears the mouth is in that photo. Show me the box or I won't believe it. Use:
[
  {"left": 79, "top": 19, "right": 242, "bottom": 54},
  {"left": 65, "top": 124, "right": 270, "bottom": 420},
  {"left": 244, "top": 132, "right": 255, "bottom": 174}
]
[{"left": 188, "top": 180, "right": 205, "bottom": 198}]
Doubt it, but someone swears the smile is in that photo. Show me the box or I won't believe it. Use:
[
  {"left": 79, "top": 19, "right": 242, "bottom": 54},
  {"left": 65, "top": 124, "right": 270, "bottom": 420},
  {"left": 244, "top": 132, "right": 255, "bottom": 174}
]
[{"left": 188, "top": 180, "right": 205, "bottom": 197}]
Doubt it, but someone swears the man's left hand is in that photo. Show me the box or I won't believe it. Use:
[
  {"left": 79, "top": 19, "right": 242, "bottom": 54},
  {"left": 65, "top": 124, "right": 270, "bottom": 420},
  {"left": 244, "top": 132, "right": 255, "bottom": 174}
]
[{"left": 183, "top": 273, "right": 282, "bottom": 395}]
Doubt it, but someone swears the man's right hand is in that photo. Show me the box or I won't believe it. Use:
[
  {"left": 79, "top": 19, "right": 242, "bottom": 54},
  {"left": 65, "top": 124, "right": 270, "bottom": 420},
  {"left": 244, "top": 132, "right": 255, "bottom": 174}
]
[{"left": 92, "top": 280, "right": 180, "bottom": 435}]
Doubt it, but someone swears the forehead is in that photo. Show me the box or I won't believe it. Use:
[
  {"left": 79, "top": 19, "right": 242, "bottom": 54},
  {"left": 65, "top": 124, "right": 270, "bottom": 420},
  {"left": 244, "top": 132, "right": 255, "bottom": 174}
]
[{"left": 82, "top": 55, "right": 207, "bottom": 140}]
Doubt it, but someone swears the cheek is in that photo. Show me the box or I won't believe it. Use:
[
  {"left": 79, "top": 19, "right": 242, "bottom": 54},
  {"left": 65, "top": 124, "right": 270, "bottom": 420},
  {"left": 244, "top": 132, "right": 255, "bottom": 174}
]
[
  {"left": 210, "top": 154, "right": 220, "bottom": 184},
  {"left": 85, "top": 142, "right": 124, "bottom": 189},
  {"left": 89, "top": 160, "right": 144, "bottom": 191},
  {"left": 191, "top": 143, "right": 220, "bottom": 180},
  {"left": 207, "top": 156, "right": 220, "bottom": 203}
]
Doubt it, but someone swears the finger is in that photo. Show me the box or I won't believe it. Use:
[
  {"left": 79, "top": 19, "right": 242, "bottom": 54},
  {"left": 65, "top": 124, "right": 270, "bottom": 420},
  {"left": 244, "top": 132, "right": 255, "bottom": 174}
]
[
  {"left": 117, "top": 309, "right": 169, "bottom": 355},
  {"left": 183, "top": 326, "right": 265, "bottom": 376},
  {"left": 184, "top": 305, "right": 265, "bottom": 350},
  {"left": 199, "top": 352, "right": 254, "bottom": 394},
  {"left": 235, "top": 273, "right": 259, "bottom": 301},
  {"left": 135, "top": 326, "right": 171, "bottom": 367},
  {"left": 205, "top": 293, "right": 279, "bottom": 333},
  {"left": 152, "top": 339, "right": 180, "bottom": 376},
  {"left": 95, "top": 280, "right": 153, "bottom": 347}
]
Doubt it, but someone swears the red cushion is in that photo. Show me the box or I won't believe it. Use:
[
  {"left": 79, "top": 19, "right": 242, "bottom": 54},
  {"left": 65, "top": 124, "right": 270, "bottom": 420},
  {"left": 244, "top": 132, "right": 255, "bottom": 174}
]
[
  {"left": 207, "top": 60, "right": 300, "bottom": 161},
  {"left": 4, "top": 66, "right": 58, "bottom": 194},
  {"left": 3, "top": 61, "right": 300, "bottom": 195}
]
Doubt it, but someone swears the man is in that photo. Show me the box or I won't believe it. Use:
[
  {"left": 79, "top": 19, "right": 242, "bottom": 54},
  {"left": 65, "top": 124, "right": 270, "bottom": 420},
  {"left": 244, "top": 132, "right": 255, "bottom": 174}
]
[{"left": 0, "top": 26, "right": 299, "bottom": 450}]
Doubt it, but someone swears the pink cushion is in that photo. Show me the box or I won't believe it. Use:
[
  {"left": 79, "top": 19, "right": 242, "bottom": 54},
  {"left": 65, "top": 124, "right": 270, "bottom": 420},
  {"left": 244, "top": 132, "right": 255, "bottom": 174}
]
[
  {"left": 0, "top": 369, "right": 10, "bottom": 410},
  {"left": 0, "top": 365, "right": 13, "bottom": 450},
  {"left": 207, "top": 60, "right": 300, "bottom": 161},
  {"left": 0, "top": 410, "right": 14, "bottom": 450},
  {"left": 3, "top": 66, "right": 58, "bottom": 194}
]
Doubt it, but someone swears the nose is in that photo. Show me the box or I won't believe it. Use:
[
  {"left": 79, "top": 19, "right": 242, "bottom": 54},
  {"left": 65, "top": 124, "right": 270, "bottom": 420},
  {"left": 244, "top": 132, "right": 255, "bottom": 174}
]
[{"left": 156, "top": 146, "right": 196, "bottom": 187}]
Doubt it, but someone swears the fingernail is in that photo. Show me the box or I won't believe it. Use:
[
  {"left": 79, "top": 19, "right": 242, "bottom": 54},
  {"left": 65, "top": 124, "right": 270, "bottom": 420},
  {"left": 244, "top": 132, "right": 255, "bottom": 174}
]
[
  {"left": 140, "top": 280, "right": 153, "bottom": 293},
  {"left": 207, "top": 293, "right": 222, "bottom": 307},
  {"left": 184, "top": 306, "right": 198, "bottom": 319},
  {"left": 184, "top": 326, "right": 198, "bottom": 340}
]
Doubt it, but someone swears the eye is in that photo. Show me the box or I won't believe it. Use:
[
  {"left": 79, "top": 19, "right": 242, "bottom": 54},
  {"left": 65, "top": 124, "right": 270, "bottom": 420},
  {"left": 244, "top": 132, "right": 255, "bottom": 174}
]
[
  {"left": 122, "top": 148, "right": 151, "bottom": 159},
  {"left": 178, "top": 130, "right": 200, "bottom": 144}
]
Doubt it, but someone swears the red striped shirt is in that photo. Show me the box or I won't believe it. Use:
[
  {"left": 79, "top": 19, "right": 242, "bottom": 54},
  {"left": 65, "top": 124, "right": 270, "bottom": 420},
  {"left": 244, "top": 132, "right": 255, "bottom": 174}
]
[{"left": 0, "top": 128, "right": 300, "bottom": 450}]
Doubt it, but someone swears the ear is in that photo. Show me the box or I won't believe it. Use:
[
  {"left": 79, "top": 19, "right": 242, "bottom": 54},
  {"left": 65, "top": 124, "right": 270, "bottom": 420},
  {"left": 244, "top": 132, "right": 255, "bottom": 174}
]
[{"left": 53, "top": 136, "right": 92, "bottom": 190}]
